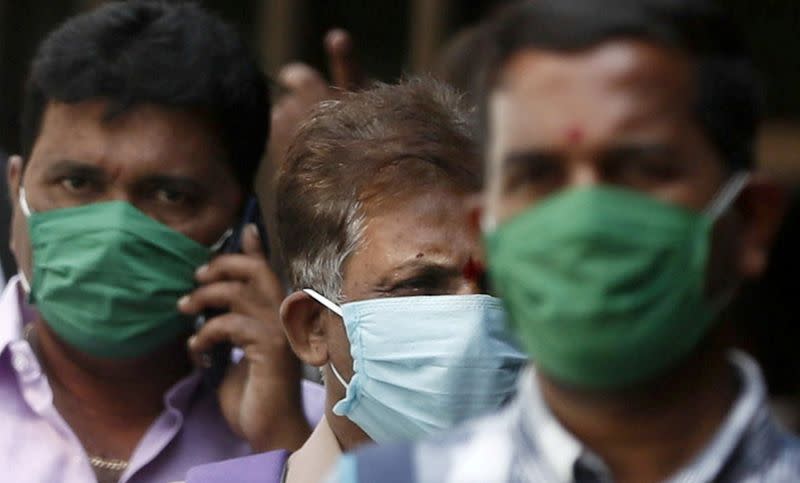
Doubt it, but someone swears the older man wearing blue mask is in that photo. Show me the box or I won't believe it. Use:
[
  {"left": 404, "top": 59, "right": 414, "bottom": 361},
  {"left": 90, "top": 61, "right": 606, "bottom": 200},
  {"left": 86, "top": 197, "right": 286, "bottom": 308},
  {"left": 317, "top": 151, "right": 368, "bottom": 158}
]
[{"left": 185, "top": 78, "right": 527, "bottom": 483}]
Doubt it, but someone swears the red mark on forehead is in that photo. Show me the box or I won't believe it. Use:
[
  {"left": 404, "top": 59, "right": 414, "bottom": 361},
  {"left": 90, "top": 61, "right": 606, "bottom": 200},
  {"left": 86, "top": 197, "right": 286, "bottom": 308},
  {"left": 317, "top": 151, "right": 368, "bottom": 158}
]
[{"left": 565, "top": 125, "right": 585, "bottom": 144}]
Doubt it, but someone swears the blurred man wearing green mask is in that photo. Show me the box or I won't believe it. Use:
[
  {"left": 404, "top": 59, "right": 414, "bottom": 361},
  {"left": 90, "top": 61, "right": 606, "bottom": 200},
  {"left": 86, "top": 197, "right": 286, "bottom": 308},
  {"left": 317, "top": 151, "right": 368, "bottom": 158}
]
[{"left": 333, "top": 1, "right": 800, "bottom": 482}]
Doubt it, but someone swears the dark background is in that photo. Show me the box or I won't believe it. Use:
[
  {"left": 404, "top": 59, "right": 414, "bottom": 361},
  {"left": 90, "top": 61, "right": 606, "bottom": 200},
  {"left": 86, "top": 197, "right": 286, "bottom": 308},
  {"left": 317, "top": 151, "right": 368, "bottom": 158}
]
[
  {"left": 0, "top": 0, "right": 799, "bottom": 398},
  {"left": 1, "top": 0, "right": 798, "bottom": 155}
]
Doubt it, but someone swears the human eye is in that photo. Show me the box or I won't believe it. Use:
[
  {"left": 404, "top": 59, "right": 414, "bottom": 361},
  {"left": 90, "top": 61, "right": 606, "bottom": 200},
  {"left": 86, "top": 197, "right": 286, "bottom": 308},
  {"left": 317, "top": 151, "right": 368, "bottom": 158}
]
[
  {"left": 604, "top": 145, "right": 685, "bottom": 188},
  {"left": 502, "top": 152, "right": 564, "bottom": 194},
  {"left": 155, "top": 187, "right": 190, "bottom": 205},
  {"left": 59, "top": 174, "right": 95, "bottom": 194},
  {"left": 385, "top": 266, "right": 459, "bottom": 297}
]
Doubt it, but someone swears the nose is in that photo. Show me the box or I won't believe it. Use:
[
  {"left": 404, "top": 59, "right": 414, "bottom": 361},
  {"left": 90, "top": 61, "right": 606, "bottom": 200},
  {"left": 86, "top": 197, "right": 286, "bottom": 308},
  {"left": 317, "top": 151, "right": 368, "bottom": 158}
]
[
  {"left": 569, "top": 162, "right": 601, "bottom": 188},
  {"left": 102, "top": 186, "right": 135, "bottom": 205}
]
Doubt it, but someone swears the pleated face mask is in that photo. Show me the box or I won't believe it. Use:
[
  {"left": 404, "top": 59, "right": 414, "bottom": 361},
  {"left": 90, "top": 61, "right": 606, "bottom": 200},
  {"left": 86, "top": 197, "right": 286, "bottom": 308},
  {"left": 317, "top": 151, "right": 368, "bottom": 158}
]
[
  {"left": 305, "top": 289, "right": 527, "bottom": 443},
  {"left": 484, "top": 173, "right": 750, "bottom": 389},
  {"left": 20, "top": 188, "right": 229, "bottom": 359}
]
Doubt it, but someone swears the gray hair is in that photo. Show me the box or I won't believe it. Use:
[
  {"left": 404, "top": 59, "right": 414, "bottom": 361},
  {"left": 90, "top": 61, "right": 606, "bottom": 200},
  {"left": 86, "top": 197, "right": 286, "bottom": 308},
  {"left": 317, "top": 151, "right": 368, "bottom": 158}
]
[{"left": 275, "top": 77, "right": 480, "bottom": 303}]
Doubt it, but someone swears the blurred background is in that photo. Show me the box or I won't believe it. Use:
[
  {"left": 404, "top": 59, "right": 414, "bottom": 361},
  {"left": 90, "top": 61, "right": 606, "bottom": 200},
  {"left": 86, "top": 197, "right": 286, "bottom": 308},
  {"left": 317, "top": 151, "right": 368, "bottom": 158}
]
[
  {"left": 1, "top": 1, "right": 798, "bottom": 175},
  {"left": 0, "top": 0, "right": 799, "bottom": 412}
]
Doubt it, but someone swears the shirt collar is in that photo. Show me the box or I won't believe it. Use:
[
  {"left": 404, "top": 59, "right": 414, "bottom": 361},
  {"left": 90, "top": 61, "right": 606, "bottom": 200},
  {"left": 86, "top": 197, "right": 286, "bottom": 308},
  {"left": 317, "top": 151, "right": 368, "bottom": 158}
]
[
  {"left": 0, "top": 276, "right": 37, "bottom": 352},
  {"left": 517, "top": 364, "right": 584, "bottom": 482},
  {"left": 518, "top": 350, "right": 768, "bottom": 483}
]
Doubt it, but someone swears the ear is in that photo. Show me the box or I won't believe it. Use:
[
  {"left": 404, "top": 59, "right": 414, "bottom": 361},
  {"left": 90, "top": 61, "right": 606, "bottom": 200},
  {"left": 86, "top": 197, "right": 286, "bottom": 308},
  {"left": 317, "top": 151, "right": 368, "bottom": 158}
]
[
  {"left": 735, "top": 174, "right": 788, "bottom": 278},
  {"left": 280, "top": 290, "right": 330, "bottom": 367},
  {"left": 7, "top": 155, "right": 24, "bottom": 257},
  {"left": 7, "top": 155, "right": 23, "bottom": 204}
]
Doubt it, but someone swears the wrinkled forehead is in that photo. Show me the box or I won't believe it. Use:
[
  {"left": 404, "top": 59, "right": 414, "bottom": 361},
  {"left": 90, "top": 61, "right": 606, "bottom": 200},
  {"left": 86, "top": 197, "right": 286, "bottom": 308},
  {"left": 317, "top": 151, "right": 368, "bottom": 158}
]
[
  {"left": 26, "top": 100, "right": 228, "bottom": 177},
  {"left": 358, "top": 188, "right": 475, "bottom": 259},
  {"left": 487, "top": 41, "right": 695, "bottom": 158}
]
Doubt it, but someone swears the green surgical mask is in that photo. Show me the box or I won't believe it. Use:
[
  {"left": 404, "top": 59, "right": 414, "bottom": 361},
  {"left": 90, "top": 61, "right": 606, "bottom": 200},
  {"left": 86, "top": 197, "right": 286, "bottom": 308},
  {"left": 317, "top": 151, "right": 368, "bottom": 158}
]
[
  {"left": 484, "top": 174, "right": 749, "bottom": 389},
  {"left": 20, "top": 188, "right": 227, "bottom": 359}
]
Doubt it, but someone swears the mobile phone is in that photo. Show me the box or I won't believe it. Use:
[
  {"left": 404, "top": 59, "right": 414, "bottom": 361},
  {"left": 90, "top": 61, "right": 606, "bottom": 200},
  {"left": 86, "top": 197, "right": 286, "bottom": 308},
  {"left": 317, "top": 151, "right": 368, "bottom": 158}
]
[{"left": 196, "top": 196, "right": 269, "bottom": 388}]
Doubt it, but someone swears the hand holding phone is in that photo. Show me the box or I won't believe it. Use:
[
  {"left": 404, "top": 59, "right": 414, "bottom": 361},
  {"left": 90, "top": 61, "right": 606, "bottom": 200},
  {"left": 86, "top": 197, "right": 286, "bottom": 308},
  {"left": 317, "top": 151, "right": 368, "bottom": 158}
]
[{"left": 177, "top": 199, "right": 308, "bottom": 450}]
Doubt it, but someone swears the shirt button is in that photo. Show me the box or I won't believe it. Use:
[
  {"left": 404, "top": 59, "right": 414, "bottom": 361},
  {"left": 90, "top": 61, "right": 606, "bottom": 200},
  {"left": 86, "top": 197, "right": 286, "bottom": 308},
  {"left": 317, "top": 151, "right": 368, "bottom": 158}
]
[
  {"left": 11, "top": 347, "right": 42, "bottom": 381},
  {"left": 12, "top": 352, "right": 30, "bottom": 373}
]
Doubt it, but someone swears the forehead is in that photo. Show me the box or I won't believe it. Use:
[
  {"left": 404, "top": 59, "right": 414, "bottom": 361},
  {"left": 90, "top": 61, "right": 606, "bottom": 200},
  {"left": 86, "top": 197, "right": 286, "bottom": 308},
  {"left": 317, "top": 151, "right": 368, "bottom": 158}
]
[
  {"left": 357, "top": 188, "right": 474, "bottom": 265},
  {"left": 27, "top": 100, "right": 226, "bottom": 175},
  {"left": 489, "top": 41, "right": 695, "bottom": 149}
]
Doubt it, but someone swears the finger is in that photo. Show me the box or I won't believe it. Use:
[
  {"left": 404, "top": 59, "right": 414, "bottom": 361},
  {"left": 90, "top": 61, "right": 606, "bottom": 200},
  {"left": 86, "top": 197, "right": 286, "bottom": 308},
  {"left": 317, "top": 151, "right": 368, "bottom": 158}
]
[
  {"left": 186, "top": 336, "right": 208, "bottom": 368},
  {"left": 277, "top": 62, "right": 329, "bottom": 103},
  {"left": 178, "top": 280, "right": 242, "bottom": 314},
  {"left": 242, "top": 224, "right": 264, "bottom": 257},
  {"left": 190, "top": 313, "right": 263, "bottom": 354},
  {"left": 325, "top": 28, "right": 362, "bottom": 90},
  {"left": 196, "top": 253, "right": 266, "bottom": 283},
  {"left": 238, "top": 233, "right": 286, "bottom": 302}
]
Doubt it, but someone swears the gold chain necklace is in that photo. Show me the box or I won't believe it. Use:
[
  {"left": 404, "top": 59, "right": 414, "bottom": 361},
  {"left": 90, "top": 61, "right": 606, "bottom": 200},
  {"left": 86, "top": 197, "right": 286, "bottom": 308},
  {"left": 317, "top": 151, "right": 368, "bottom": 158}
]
[
  {"left": 89, "top": 455, "right": 129, "bottom": 472},
  {"left": 22, "top": 324, "right": 131, "bottom": 474}
]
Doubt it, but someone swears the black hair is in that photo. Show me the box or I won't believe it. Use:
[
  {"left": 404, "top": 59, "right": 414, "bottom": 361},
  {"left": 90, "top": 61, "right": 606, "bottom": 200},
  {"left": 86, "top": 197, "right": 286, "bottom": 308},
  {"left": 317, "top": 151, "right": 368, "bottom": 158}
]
[
  {"left": 480, "top": 0, "right": 761, "bottom": 170},
  {"left": 20, "top": 0, "right": 269, "bottom": 189}
]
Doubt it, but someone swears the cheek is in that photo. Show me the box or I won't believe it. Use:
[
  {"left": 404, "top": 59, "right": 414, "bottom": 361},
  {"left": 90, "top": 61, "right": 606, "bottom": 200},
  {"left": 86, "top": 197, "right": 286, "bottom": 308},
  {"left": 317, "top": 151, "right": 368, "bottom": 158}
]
[
  {"left": 706, "top": 214, "right": 745, "bottom": 297},
  {"left": 326, "top": 315, "right": 354, "bottom": 376},
  {"left": 493, "top": 191, "right": 537, "bottom": 226},
  {"left": 179, "top": 187, "right": 243, "bottom": 245}
]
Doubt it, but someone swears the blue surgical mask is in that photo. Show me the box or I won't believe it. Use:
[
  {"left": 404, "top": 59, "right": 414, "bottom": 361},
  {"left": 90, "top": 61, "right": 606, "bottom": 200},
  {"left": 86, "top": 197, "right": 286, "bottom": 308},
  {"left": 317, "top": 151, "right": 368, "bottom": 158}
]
[{"left": 304, "top": 289, "right": 528, "bottom": 443}]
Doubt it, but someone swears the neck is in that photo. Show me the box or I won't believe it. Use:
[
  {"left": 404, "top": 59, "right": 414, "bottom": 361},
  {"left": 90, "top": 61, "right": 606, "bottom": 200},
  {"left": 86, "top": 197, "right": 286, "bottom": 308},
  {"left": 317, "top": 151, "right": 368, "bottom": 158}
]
[
  {"left": 31, "top": 320, "right": 192, "bottom": 433},
  {"left": 538, "top": 340, "right": 738, "bottom": 483}
]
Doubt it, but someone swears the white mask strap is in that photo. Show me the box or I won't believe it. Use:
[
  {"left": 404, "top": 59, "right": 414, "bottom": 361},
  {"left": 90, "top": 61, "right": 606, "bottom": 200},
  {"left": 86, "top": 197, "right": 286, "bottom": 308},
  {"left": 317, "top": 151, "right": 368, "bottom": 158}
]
[
  {"left": 705, "top": 171, "right": 751, "bottom": 220},
  {"left": 328, "top": 362, "right": 350, "bottom": 390},
  {"left": 303, "top": 288, "right": 343, "bottom": 317},
  {"left": 303, "top": 289, "right": 349, "bottom": 388},
  {"left": 19, "top": 187, "right": 32, "bottom": 218},
  {"left": 210, "top": 228, "right": 233, "bottom": 252},
  {"left": 18, "top": 270, "right": 31, "bottom": 294}
]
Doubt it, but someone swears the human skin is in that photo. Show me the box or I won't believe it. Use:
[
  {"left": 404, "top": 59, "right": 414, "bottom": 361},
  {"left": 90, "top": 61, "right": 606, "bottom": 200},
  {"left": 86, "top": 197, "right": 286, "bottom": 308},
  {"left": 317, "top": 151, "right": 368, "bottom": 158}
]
[
  {"left": 7, "top": 99, "right": 298, "bottom": 463},
  {"left": 280, "top": 186, "right": 482, "bottom": 451},
  {"left": 482, "top": 41, "right": 784, "bottom": 483}
]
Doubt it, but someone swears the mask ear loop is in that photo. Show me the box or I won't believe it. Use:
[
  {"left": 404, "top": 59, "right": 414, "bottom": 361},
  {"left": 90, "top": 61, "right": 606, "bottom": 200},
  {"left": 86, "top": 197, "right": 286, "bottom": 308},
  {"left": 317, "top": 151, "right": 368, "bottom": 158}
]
[
  {"left": 17, "top": 187, "right": 33, "bottom": 294},
  {"left": 209, "top": 228, "right": 233, "bottom": 252},
  {"left": 303, "top": 288, "right": 343, "bottom": 316},
  {"left": 705, "top": 172, "right": 751, "bottom": 220},
  {"left": 302, "top": 288, "right": 349, "bottom": 389},
  {"left": 703, "top": 171, "right": 751, "bottom": 313},
  {"left": 19, "top": 187, "right": 32, "bottom": 217}
]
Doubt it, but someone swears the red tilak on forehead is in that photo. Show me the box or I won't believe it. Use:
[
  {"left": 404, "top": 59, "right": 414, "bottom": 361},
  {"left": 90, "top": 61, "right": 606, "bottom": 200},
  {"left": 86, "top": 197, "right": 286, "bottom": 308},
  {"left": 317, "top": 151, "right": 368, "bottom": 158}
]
[{"left": 565, "top": 126, "right": 585, "bottom": 144}]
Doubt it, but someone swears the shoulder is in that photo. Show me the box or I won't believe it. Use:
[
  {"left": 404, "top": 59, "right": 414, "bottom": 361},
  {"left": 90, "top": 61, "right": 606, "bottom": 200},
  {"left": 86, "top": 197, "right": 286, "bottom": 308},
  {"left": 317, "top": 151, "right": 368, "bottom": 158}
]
[
  {"left": 762, "top": 432, "right": 800, "bottom": 479},
  {"left": 726, "top": 423, "right": 800, "bottom": 482},
  {"left": 186, "top": 450, "right": 290, "bottom": 483},
  {"left": 338, "top": 406, "right": 519, "bottom": 483}
]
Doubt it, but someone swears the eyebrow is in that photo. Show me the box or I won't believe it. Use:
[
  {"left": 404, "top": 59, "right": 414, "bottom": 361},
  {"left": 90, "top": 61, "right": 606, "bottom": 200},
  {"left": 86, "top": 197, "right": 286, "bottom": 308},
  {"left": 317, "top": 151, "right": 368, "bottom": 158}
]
[
  {"left": 600, "top": 142, "right": 679, "bottom": 160},
  {"left": 502, "top": 142, "right": 679, "bottom": 166},
  {"left": 502, "top": 150, "right": 562, "bottom": 169},
  {"left": 42, "top": 159, "right": 106, "bottom": 181},
  {"left": 41, "top": 159, "right": 206, "bottom": 192},
  {"left": 374, "top": 258, "right": 461, "bottom": 288},
  {"left": 134, "top": 174, "right": 206, "bottom": 194}
]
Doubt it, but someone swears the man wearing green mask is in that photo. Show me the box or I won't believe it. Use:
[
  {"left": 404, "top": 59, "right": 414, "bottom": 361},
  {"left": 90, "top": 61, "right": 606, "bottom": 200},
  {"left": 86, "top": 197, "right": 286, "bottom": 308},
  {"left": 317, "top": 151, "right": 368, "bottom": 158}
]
[
  {"left": 0, "top": 2, "right": 323, "bottom": 483},
  {"left": 332, "top": 1, "right": 800, "bottom": 482}
]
